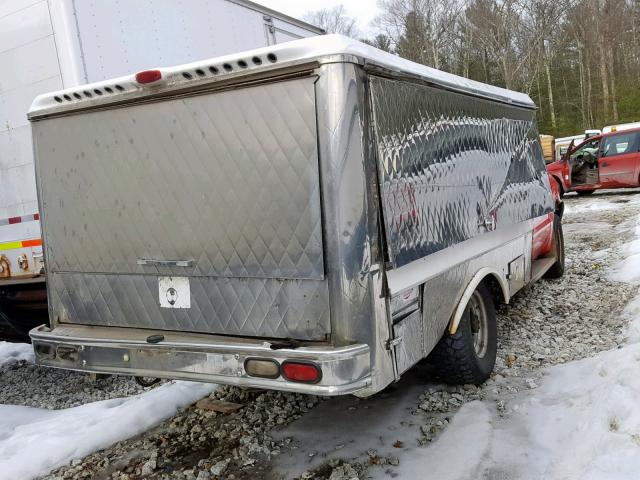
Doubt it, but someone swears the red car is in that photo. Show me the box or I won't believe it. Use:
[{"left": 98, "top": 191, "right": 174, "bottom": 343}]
[{"left": 547, "top": 127, "right": 640, "bottom": 195}]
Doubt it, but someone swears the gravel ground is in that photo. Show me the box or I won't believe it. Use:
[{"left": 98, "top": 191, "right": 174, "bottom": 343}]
[
  {"left": 1, "top": 190, "right": 638, "bottom": 480},
  {"left": 0, "top": 363, "right": 147, "bottom": 410}
]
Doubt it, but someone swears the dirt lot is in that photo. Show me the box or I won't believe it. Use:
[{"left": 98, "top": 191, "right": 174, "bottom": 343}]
[{"left": 2, "top": 190, "right": 639, "bottom": 480}]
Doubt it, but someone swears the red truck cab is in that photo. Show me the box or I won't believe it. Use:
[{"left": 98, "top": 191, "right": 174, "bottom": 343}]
[{"left": 547, "top": 128, "right": 640, "bottom": 195}]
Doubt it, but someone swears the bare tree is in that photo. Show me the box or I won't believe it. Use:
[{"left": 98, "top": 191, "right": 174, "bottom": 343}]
[
  {"left": 524, "top": 0, "right": 573, "bottom": 129},
  {"left": 303, "top": 5, "right": 358, "bottom": 37},
  {"left": 375, "top": 0, "right": 463, "bottom": 69},
  {"left": 364, "top": 0, "right": 640, "bottom": 135}
]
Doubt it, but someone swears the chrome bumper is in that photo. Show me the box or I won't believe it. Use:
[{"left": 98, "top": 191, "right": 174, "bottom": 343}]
[{"left": 30, "top": 325, "right": 371, "bottom": 396}]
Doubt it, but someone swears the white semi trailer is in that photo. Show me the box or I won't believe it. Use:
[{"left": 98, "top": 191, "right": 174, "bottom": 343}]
[{"left": 0, "top": 0, "right": 321, "bottom": 337}]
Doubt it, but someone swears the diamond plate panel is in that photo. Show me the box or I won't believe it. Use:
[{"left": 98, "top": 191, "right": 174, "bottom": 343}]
[
  {"left": 34, "top": 77, "right": 323, "bottom": 280},
  {"left": 35, "top": 77, "right": 331, "bottom": 340},
  {"left": 49, "top": 272, "right": 330, "bottom": 340},
  {"left": 370, "top": 77, "right": 553, "bottom": 268}
]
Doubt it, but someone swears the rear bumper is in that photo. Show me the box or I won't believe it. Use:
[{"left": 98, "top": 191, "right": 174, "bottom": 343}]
[{"left": 30, "top": 325, "right": 371, "bottom": 396}]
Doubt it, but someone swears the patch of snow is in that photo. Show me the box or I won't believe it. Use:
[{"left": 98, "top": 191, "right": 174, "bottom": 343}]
[
  {"left": 489, "top": 343, "right": 640, "bottom": 480},
  {"left": 0, "top": 342, "right": 33, "bottom": 365},
  {"left": 371, "top": 401, "right": 491, "bottom": 480},
  {"left": 610, "top": 252, "right": 640, "bottom": 283},
  {"left": 564, "top": 201, "right": 619, "bottom": 214},
  {"left": 620, "top": 216, "right": 640, "bottom": 339},
  {"left": 624, "top": 296, "right": 640, "bottom": 343},
  {"left": 0, "top": 381, "right": 215, "bottom": 480},
  {"left": 610, "top": 221, "right": 640, "bottom": 283}
]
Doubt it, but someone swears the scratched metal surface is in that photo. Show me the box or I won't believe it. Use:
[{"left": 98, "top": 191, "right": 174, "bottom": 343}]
[{"left": 370, "top": 76, "right": 553, "bottom": 268}]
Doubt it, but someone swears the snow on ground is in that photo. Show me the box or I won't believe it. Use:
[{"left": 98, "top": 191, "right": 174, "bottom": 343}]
[
  {"left": 0, "top": 342, "right": 33, "bottom": 365},
  {"left": 0, "top": 381, "right": 215, "bottom": 480},
  {"left": 371, "top": 401, "right": 492, "bottom": 480},
  {"left": 624, "top": 296, "right": 640, "bottom": 343},
  {"left": 377, "top": 342, "right": 640, "bottom": 480},
  {"left": 610, "top": 223, "right": 640, "bottom": 283},
  {"left": 564, "top": 189, "right": 640, "bottom": 217},
  {"left": 563, "top": 199, "right": 620, "bottom": 214}
]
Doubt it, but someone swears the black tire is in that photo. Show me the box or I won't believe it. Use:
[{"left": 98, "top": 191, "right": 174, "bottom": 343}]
[
  {"left": 544, "top": 217, "right": 565, "bottom": 279},
  {"left": 429, "top": 283, "right": 497, "bottom": 385},
  {"left": 577, "top": 189, "right": 595, "bottom": 195}
]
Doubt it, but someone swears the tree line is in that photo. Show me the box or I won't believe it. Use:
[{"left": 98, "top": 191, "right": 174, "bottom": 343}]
[{"left": 304, "top": 1, "right": 640, "bottom": 137}]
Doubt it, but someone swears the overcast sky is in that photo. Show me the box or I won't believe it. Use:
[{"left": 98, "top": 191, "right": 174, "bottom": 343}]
[{"left": 254, "top": 0, "right": 380, "bottom": 35}]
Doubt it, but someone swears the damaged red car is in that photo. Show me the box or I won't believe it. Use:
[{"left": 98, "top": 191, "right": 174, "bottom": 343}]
[{"left": 547, "top": 128, "right": 640, "bottom": 196}]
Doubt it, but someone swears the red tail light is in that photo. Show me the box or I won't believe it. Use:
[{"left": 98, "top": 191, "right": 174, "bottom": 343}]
[
  {"left": 281, "top": 361, "right": 321, "bottom": 384},
  {"left": 135, "top": 70, "right": 162, "bottom": 84}
]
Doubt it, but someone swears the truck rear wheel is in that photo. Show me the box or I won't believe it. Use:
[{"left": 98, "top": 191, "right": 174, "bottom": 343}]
[
  {"left": 543, "top": 217, "right": 565, "bottom": 279},
  {"left": 429, "top": 283, "right": 497, "bottom": 385}
]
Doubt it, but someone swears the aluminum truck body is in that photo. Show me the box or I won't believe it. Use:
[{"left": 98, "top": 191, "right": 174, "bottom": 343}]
[{"left": 29, "top": 35, "right": 564, "bottom": 396}]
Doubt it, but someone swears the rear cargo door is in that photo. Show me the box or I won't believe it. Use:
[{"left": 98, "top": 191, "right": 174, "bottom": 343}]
[{"left": 33, "top": 77, "right": 330, "bottom": 340}]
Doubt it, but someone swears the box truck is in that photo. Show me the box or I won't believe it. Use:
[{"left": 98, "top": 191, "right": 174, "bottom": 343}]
[
  {"left": 0, "top": 0, "right": 321, "bottom": 337},
  {"left": 30, "top": 35, "right": 564, "bottom": 396}
]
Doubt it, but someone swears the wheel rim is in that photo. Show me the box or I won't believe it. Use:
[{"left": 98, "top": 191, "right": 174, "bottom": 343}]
[{"left": 469, "top": 291, "right": 488, "bottom": 358}]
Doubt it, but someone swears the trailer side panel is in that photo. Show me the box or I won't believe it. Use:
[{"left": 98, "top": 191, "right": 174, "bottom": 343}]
[{"left": 370, "top": 76, "right": 553, "bottom": 268}]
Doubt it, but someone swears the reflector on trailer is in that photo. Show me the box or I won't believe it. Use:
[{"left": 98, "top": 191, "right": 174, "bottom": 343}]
[
  {"left": 135, "top": 70, "right": 162, "bottom": 84},
  {"left": 281, "top": 361, "right": 321, "bottom": 384}
]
